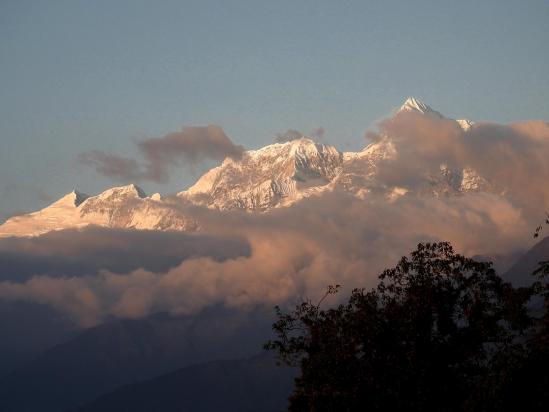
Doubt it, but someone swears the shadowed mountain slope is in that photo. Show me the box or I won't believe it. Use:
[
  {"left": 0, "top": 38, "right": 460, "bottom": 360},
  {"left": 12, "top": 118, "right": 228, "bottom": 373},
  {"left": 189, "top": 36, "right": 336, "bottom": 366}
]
[
  {"left": 75, "top": 352, "right": 296, "bottom": 412},
  {"left": 0, "top": 305, "right": 275, "bottom": 412}
]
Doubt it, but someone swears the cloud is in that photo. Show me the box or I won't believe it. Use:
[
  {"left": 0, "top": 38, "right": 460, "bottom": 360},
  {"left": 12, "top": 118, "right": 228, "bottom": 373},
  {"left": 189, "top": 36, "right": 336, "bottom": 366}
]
[
  {"left": 0, "top": 190, "right": 534, "bottom": 327},
  {"left": 274, "top": 129, "right": 303, "bottom": 143},
  {"left": 78, "top": 125, "right": 244, "bottom": 183},
  {"left": 310, "top": 127, "right": 325, "bottom": 140},
  {"left": 368, "top": 112, "right": 549, "bottom": 215},
  {"left": 0, "top": 276, "right": 102, "bottom": 327},
  {"left": 77, "top": 151, "right": 143, "bottom": 182},
  {"left": 3, "top": 111, "right": 549, "bottom": 327},
  {"left": 137, "top": 125, "right": 244, "bottom": 181},
  {"left": 0, "top": 226, "right": 250, "bottom": 281}
]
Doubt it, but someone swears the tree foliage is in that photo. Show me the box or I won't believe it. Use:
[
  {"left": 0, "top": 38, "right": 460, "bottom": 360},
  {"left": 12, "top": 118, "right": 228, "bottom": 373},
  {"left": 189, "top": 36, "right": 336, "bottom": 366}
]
[{"left": 266, "top": 242, "right": 548, "bottom": 411}]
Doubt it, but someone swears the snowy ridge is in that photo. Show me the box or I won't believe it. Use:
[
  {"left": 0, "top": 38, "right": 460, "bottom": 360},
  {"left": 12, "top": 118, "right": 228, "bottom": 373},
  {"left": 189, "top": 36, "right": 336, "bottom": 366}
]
[
  {"left": 180, "top": 137, "right": 343, "bottom": 210},
  {"left": 399, "top": 97, "right": 475, "bottom": 132},
  {"left": 0, "top": 184, "right": 197, "bottom": 237},
  {"left": 0, "top": 98, "right": 491, "bottom": 238},
  {"left": 398, "top": 97, "right": 445, "bottom": 118}
]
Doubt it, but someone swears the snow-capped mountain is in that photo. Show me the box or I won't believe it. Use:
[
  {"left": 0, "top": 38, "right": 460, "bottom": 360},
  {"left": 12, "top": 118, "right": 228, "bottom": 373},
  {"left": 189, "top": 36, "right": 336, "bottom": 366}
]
[
  {"left": 179, "top": 138, "right": 343, "bottom": 210},
  {"left": 398, "top": 97, "right": 473, "bottom": 130},
  {"left": 0, "top": 184, "right": 197, "bottom": 237},
  {"left": 177, "top": 97, "right": 483, "bottom": 208},
  {"left": 0, "top": 98, "right": 489, "bottom": 237},
  {"left": 398, "top": 97, "right": 445, "bottom": 118}
]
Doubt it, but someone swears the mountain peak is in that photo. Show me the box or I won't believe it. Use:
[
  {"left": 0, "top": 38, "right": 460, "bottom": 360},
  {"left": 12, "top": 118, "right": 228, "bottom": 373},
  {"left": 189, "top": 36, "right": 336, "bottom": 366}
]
[
  {"left": 70, "top": 190, "right": 89, "bottom": 207},
  {"left": 288, "top": 136, "right": 318, "bottom": 151},
  {"left": 399, "top": 97, "right": 444, "bottom": 118},
  {"left": 49, "top": 190, "right": 89, "bottom": 208},
  {"left": 96, "top": 184, "right": 147, "bottom": 200},
  {"left": 456, "top": 119, "right": 474, "bottom": 131}
]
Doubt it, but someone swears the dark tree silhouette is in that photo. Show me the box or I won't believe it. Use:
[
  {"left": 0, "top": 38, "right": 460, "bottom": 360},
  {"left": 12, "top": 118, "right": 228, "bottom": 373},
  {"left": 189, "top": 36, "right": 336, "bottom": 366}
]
[
  {"left": 499, "top": 250, "right": 549, "bottom": 411},
  {"left": 266, "top": 242, "right": 536, "bottom": 412},
  {"left": 534, "top": 213, "right": 549, "bottom": 279}
]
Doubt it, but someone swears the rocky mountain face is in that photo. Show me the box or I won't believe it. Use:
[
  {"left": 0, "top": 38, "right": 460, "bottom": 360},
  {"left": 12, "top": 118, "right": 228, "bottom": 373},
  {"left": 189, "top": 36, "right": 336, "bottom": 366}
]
[
  {"left": 180, "top": 137, "right": 343, "bottom": 210},
  {"left": 177, "top": 98, "right": 485, "bottom": 209},
  {"left": 0, "top": 98, "right": 491, "bottom": 238}
]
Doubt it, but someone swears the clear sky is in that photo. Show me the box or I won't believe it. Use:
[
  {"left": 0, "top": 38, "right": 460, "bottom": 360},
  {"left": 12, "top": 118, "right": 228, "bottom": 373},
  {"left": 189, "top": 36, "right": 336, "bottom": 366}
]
[{"left": 1, "top": 0, "right": 548, "bottom": 218}]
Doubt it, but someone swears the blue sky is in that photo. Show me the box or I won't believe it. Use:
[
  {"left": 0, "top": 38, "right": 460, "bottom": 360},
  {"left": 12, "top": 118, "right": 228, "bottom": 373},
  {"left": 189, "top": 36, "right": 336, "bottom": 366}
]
[{"left": 1, "top": 0, "right": 548, "bottom": 217}]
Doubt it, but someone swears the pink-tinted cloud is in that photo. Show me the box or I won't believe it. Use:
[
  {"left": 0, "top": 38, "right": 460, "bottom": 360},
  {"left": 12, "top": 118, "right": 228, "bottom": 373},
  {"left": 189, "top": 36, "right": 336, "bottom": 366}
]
[
  {"left": 0, "top": 190, "right": 533, "bottom": 326},
  {"left": 369, "top": 111, "right": 549, "bottom": 214},
  {"left": 77, "top": 151, "right": 143, "bottom": 182},
  {"left": 3, "top": 112, "right": 549, "bottom": 326},
  {"left": 274, "top": 129, "right": 303, "bottom": 143},
  {"left": 78, "top": 125, "right": 244, "bottom": 183}
]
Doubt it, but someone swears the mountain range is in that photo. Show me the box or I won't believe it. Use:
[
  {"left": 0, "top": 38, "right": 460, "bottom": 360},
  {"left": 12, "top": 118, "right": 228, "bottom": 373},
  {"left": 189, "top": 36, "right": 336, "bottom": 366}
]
[
  {"left": 0, "top": 305, "right": 278, "bottom": 412},
  {"left": 0, "top": 97, "right": 546, "bottom": 411},
  {"left": 0, "top": 98, "right": 490, "bottom": 238},
  {"left": 74, "top": 352, "right": 296, "bottom": 412}
]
